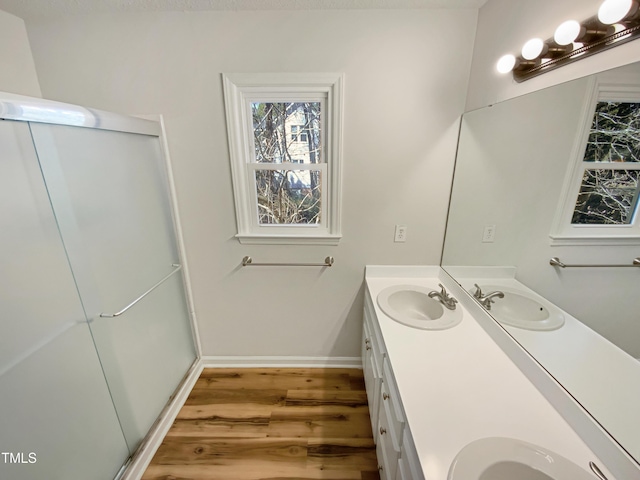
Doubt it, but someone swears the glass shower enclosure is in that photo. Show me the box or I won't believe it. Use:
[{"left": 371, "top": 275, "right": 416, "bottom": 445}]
[{"left": 0, "top": 94, "right": 196, "bottom": 479}]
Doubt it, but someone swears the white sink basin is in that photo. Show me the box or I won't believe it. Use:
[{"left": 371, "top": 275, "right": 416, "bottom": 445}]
[
  {"left": 448, "top": 437, "right": 594, "bottom": 480},
  {"left": 472, "top": 285, "right": 564, "bottom": 331},
  {"left": 377, "top": 284, "right": 462, "bottom": 330}
]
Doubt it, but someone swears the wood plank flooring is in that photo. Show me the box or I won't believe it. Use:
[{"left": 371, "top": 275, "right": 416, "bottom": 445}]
[{"left": 142, "top": 368, "right": 380, "bottom": 480}]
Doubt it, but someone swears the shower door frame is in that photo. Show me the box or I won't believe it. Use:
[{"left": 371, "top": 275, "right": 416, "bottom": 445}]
[{"left": 0, "top": 91, "right": 204, "bottom": 479}]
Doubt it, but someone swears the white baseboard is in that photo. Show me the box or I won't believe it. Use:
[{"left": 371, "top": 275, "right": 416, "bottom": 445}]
[
  {"left": 201, "top": 355, "right": 362, "bottom": 369},
  {"left": 119, "top": 358, "right": 204, "bottom": 480}
]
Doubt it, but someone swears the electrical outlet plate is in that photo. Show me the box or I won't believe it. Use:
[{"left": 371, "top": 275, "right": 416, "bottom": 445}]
[
  {"left": 482, "top": 225, "right": 496, "bottom": 243},
  {"left": 395, "top": 225, "right": 407, "bottom": 243}
]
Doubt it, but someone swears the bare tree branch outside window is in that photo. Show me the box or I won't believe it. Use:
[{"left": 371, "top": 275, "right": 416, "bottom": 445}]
[
  {"left": 572, "top": 102, "right": 640, "bottom": 224},
  {"left": 572, "top": 169, "right": 640, "bottom": 224}
]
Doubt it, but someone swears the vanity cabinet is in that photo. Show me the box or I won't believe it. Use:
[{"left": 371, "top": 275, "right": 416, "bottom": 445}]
[{"left": 363, "top": 292, "right": 425, "bottom": 480}]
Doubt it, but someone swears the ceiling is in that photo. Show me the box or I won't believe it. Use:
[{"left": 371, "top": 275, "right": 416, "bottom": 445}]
[{"left": 0, "top": 0, "right": 488, "bottom": 19}]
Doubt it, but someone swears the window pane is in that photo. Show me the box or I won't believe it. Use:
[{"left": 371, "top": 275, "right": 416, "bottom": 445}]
[
  {"left": 584, "top": 102, "right": 640, "bottom": 163},
  {"left": 251, "top": 102, "right": 322, "bottom": 164},
  {"left": 572, "top": 169, "right": 640, "bottom": 224},
  {"left": 254, "top": 169, "right": 322, "bottom": 225}
]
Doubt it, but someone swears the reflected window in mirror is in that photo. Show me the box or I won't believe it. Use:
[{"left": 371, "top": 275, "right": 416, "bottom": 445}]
[
  {"left": 551, "top": 79, "right": 640, "bottom": 245},
  {"left": 573, "top": 101, "right": 640, "bottom": 225}
]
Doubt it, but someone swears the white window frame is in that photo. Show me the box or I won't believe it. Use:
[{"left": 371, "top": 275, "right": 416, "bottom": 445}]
[
  {"left": 222, "top": 73, "right": 344, "bottom": 245},
  {"left": 550, "top": 76, "right": 640, "bottom": 246}
]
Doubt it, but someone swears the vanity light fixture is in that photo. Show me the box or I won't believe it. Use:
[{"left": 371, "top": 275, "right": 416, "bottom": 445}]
[
  {"left": 521, "top": 38, "right": 546, "bottom": 59},
  {"left": 496, "top": 0, "right": 640, "bottom": 82},
  {"left": 554, "top": 20, "right": 583, "bottom": 45},
  {"left": 496, "top": 54, "right": 517, "bottom": 74},
  {"left": 598, "top": 0, "right": 638, "bottom": 24}
]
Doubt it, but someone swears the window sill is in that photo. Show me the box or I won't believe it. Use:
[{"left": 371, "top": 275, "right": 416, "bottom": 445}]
[
  {"left": 549, "top": 235, "right": 640, "bottom": 246},
  {"left": 236, "top": 234, "right": 342, "bottom": 246}
]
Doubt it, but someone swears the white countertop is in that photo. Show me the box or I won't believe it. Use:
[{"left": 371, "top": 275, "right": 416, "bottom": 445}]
[
  {"left": 364, "top": 265, "right": 613, "bottom": 480},
  {"left": 450, "top": 273, "right": 640, "bottom": 465}
]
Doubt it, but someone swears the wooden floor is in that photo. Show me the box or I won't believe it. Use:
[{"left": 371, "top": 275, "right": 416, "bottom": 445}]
[{"left": 142, "top": 368, "right": 380, "bottom": 480}]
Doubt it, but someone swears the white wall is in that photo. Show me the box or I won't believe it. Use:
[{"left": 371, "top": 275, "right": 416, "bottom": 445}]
[
  {"left": 22, "top": 10, "right": 477, "bottom": 359},
  {"left": 467, "top": 0, "right": 640, "bottom": 110},
  {"left": 0, "top": 9, "right": 40, "bottom": 96}
]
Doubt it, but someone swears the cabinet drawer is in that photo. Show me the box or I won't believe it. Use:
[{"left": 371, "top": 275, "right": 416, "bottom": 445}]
[
  {"left": 396, "top": 428, "right": 425, "bottom": 480},
  {"left": 382, "top": 358, "right": 405, "bottom": 447},
  {"left": 364, "top": 305, "right": 385, "bottom": 366},
  {"left": 396, "top": 456, "right": 408, "bottom": 480},
  {"left": 376, "top": 438, "right": 392, "bottom": 480},
  {"left": 364, "top": 289, "right": 387, "bottom": 358},
  {"left": 362, "top": 319, "right": 372, "bottom": 364},
  {"left": 363, "top": 351, "right": 380, "bottom": 436},
  {"left": 377, "top": 392, "right": 400, "bottom": 480}
]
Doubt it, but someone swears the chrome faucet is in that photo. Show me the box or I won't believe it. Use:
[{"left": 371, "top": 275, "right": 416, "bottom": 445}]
[
  {"left": 428, "top": 283, "right": 458, "bottom": 310},
  {"left": 473, "top": 284, "right": 504, "bottom": 310}
]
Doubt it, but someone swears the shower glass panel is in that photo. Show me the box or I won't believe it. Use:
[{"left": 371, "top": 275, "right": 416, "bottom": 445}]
[
  {"left": 29, "top": 123, "right": 196, "bottom": 452},
  {"left": 0, "top": 120, "right": 129, "bottom": 479}
]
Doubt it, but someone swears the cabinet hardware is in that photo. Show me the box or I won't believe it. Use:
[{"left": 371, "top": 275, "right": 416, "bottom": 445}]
[
  {"left": 380, "top": 426, "right": 386, "bottom": 435},
  {"left": 383, "top": 392, "right": 389, "bottom": 400}
]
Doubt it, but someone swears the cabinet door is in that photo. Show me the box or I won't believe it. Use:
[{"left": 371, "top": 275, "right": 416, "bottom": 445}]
[
  {"left": 363, "top": 316, "right": 383, "bottom": 436},
  {"left": 382, "top": 358, "right": 405, "bottom": 447},
  {"left": 30, "top": 123, "right": 196, "bottom": 453},
  {"left": 377, "top": 386, "right": 400, "bottom": 480},
  {"left": 0, "top": 120, "right": 129, "bottom": 479},
  {"left": 397, "top": 429, "right": 426, "bottom": 480}
]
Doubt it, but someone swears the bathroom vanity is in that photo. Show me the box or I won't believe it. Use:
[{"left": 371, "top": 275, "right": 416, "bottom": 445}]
[{"left": 362, "top": 265, "right": 624, "bottom": 480}]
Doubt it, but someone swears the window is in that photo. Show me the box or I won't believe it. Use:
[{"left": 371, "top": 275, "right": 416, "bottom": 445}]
[
  {"left": 222, "top": 73, "right": 344, "bottom": 244},
  {"left": 551, "top": 79, "right": 640, "bottom": 245},
  {"left": 290, "top": 125, "right": 308, "bottom": 143}
]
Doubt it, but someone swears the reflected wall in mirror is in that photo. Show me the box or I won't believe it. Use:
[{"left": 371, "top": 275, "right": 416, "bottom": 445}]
[{"left": 442, "top": 61, "right": 640, "bottom": 465}]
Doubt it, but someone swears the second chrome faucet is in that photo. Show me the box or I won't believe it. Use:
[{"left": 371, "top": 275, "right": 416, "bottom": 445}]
[{"left": 473, "top": 284, "right": 504, "bottom": 310}]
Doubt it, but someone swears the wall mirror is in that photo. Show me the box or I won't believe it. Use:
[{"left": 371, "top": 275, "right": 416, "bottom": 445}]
[{"left": 442, "top": 60, "right": 640, "bottom": 465}]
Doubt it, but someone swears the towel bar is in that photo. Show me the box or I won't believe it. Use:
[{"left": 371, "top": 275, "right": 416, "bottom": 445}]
[
  {"left": 241, "top": 256, "right": 334, "bottom": 267},
  {"left": 549, "top": 257, "right": 640, "bottom": 268}
]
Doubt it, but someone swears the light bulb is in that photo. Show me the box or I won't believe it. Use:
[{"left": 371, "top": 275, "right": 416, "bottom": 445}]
[
  {"left": 554, "top": 20, "right": 582, "bottom": 45},
  {"left": 598, "top": 0, "right": 633, "bottom": 24},
  {"left": 496, "top": 54, "right": 516, "bottom": 74},
  {"left": 521, "top": 38, "right": 545, "bottom": 60}
]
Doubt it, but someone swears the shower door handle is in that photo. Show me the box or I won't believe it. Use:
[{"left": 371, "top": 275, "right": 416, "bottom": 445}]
[{"left": 99, "top": 264, "right": 182, "bottom": 318}]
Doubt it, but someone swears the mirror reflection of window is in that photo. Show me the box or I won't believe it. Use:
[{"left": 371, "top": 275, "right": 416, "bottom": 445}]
[{"left": 572, "top": 101, "right": 640, "bottom": 225}]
